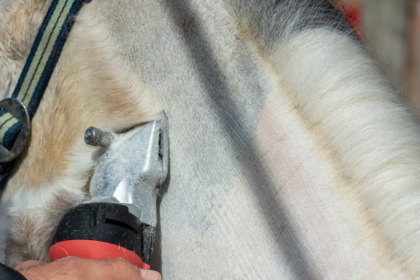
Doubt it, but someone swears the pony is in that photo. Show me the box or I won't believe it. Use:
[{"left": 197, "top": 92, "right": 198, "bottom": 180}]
[{"left": 1, "top": 0, "right": 420, "bottom": 278}]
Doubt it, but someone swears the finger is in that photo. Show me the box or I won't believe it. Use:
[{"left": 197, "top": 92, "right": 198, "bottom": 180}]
[
  {"left": 15, "top": 260, "right": 46, "bottom": 271},
  {"left": 90, "top": 258, "right": 161, "bottom": 280},
  {"left": 53, "top": 257, "right": 161, "bottom": 280},
  {"left": 140, "top": 269, "right": 162, "bottom": 280}
]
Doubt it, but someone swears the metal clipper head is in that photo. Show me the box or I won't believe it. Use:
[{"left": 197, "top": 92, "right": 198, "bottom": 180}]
[{"left": 84, "top": 113, "right": 169, "bottom": 227}]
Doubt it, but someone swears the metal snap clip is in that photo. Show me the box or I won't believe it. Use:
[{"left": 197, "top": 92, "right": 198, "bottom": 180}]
[{"left": 0, "top": 98, "right": 30, "bottom": 163}]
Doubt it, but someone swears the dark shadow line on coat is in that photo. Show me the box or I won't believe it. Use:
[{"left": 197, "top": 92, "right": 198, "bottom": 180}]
[{"left": 161, "top": 0, "right": 317, "bottom": 279}]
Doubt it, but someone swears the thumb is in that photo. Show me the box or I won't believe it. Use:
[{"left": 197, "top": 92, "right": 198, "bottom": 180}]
[
  {"left": 84, "top": 258, "right": 161, "bottom": 280},
  {"left": 15, "top": 260, "right": 46, "bottom": 271},
  {"left": 139, "top": 268, "right": 162, "bottom": 280},
  {"left": 60, "top": 257, "right": 161, "bottom": 280},
  {"left": 20, "top": 257, "right": 161, "bottom": 280}
]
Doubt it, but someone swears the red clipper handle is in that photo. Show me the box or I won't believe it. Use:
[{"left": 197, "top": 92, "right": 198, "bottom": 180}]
[{"left": 49, "top": 240, "right": 150, "bottom": 270}]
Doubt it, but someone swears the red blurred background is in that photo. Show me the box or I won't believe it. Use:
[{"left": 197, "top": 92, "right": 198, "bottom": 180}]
[{"left": 334, "top": 0, "right": 420, "bottom": 107}]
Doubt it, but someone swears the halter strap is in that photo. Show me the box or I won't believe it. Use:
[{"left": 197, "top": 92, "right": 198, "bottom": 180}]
[{"left": 0, "top": 0, "right": 91, "bottom": 189}]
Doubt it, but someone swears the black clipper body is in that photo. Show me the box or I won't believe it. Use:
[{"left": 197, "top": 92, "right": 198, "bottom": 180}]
[{"left": 49, "top": 114, "right": 169, "bottom": 269}]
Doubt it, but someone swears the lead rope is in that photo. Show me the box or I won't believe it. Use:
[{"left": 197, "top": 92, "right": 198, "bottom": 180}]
[{"left": 0, "top": 0, "right": 91, "bottom": 193}]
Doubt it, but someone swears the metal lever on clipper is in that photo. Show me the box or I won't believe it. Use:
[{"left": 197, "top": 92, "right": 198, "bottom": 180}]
[{"left": 49, "top": 113, "right": 169, "bottom": 270}]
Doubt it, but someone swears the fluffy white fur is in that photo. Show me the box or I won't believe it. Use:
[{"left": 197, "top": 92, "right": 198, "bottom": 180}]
[{"left": 250, "top": 30, "right": 420, "bottom": 277}]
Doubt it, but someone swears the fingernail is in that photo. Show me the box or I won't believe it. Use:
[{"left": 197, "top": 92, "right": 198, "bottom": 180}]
[{"left": 140, "top": 269, "right": 161, "bottom": 280}]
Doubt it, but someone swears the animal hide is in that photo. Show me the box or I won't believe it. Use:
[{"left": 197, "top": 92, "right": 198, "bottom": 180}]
[{"left": 1, "top": 0, "right": 420, "bottom": 279}]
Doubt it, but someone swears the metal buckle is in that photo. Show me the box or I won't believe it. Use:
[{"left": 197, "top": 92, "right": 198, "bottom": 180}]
[{"left": 0, "top": 98, "right": 30, "bottom": 163}]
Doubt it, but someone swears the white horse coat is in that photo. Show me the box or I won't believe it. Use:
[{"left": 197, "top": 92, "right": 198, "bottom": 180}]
[{"left": 0, "top": 0, "right": 419, "bottom": 279}]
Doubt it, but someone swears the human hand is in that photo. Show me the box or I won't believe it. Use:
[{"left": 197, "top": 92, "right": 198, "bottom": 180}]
[{"left": 14, "top": 257, "right": 161, "bottom": 280}]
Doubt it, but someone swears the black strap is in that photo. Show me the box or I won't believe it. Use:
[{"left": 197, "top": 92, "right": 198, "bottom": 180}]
[{"left": 0, "top": 263, "right": 27, "bottom": 280}]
